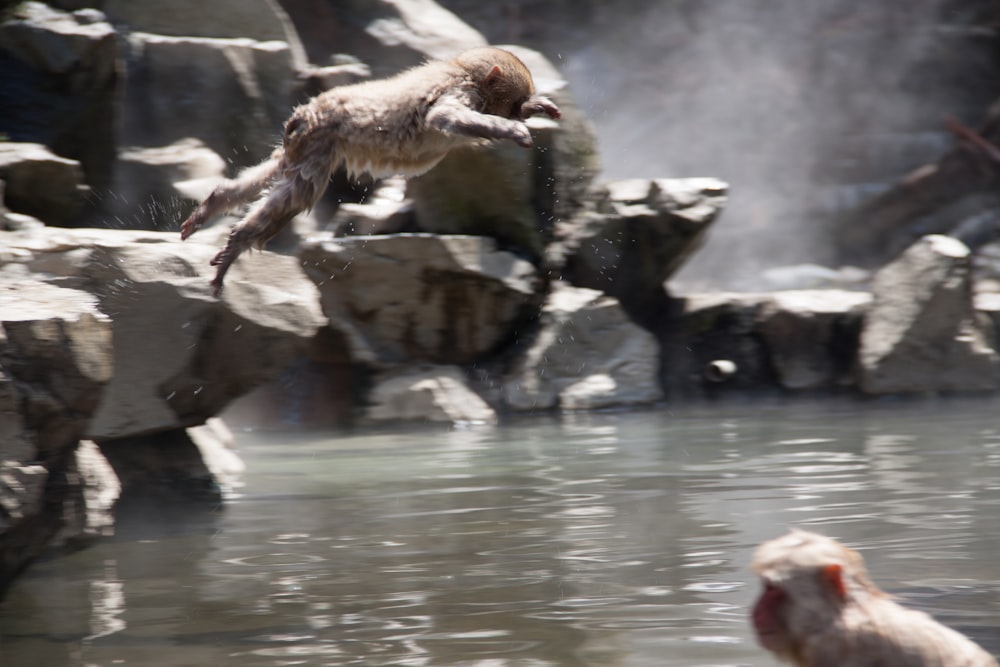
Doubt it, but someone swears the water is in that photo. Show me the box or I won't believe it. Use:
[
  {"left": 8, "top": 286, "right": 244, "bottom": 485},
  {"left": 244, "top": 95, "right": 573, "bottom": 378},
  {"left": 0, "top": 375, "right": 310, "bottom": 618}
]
[{"left": 3, "top": 397, "right": 1000, "bottom": 666}]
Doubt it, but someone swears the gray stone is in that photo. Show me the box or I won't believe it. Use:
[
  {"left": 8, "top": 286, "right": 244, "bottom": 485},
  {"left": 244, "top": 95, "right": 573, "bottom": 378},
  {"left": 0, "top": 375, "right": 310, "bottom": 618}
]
[
  {"left": 758, "top": 290, "right": 870, "bottom": 390},
  {"left": 365, "top": 365, "right": 495, "bottom": 424},
  {"left": 329, "top": 177, "right": 414, "bottom": 237},
  {"left": 0, "top": 143, "right": 89, "bottom": 225},
  {"left": 1, "top": 227, "right": 325, "bottom": 438},
  {"left": 123, "top": 33, "right": 299, "bottom": 169},
  {"left": 103, "top": 0, "right": 308, "bottom": 69},
  {"left": 503, "top": 45, "right": 602, "bottom": 225},
  {"left": 0, "top": 278, "right": 113, "bottom": 596},
  {"left": 69, "top": 440, "right": 121, "bottom": 540},
  {"left": 301, "top": 233, "right": 542, "bottom": 365},
  {"left": 660, "top": 292, "right": 774, "bottom": 395},
  {"left": 502, "top": 282, "right": 663, "bottom": 411},
  {"left": 188, "top": 418, "right": 244, "bottom": 496},
  {"left": 0, "top": 3, "right": 118, "bottom": 195},
  {"left": 313, "top": 0, "right": 487, "bottom": 77},
  {"left": 858, "top": 234, "right": 999, "bottom": 394},
  {"left": 556, "top": 178, "right": 728, "bottom": 321},
  {"left": 114, "top": 139, "right": 227, "bottom": 230}
]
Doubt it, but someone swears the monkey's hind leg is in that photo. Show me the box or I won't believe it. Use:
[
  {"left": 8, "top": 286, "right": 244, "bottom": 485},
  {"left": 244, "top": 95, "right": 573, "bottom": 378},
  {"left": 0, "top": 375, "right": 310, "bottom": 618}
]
[
  {"left": 207, "top": 167, "right": 329, "bottom": 296},
  {"left": 180, "top": 155, "right": 281, "bottom": 240}
]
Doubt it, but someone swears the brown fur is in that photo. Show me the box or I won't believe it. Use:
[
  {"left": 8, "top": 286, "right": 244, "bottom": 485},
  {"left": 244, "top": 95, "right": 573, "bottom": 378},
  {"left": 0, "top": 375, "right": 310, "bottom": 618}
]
[
  {"left": 180, "top": 47, "right": 560, "bottom": 296},
  {"left": 751, "top": 530, "right": 999, "bottom": 667}
]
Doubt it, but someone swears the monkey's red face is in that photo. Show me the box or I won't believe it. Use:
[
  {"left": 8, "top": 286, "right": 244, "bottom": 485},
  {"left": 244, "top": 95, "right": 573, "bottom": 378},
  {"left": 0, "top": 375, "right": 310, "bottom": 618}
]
[{"left": 752, "top": 580, "right": 791, "bottom": 653}]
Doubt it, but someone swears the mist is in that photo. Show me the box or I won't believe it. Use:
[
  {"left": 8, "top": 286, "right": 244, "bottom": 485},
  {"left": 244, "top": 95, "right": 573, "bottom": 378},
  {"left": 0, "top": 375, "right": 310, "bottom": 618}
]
[{"left": 557, "top": 0, "right": 978, "bottom": 290}]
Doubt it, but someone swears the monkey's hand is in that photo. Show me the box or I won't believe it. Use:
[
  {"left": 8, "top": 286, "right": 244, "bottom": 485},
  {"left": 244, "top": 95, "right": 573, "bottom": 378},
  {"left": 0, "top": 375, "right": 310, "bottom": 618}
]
[
  {"left": 510, "top": 123, "right": 534, "bottom": 148},
  {"left": 180, "top": 209, "right": 205, "bottom": 240},
  {"left": 521, "top": 96, "right": 561, "bottom": 121}
]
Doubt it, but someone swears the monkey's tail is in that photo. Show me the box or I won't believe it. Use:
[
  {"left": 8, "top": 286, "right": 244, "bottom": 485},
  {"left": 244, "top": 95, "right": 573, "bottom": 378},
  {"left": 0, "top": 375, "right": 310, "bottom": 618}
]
[{"left": 180, "top": 154, "right": 283, "bottom": 240}]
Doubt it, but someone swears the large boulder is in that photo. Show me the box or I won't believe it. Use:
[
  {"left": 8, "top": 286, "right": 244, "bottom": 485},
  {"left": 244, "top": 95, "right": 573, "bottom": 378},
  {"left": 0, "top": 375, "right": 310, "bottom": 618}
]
[
  {"left": 659, "top": 293, "right": 776, "bottom": 396},
  {"left": 122, "top": 33, "right": 300, "bottom": 169},
  {"left": 504, "top": 45, "right": 602, "bottom": 226},
  {"left": 365, "top": 365, "right": 495, "bottom": 424},
  {"left": 556, "top": 178, "right": 728, "bottom": 324},
  {"left": 103, "top": 0, "right": 308, "bottom": 68},
  {"left": 0, "top": 3, "right": 119, "bottom": 198},
  {"left": 113, "top": 139, "right": 228, "bottom": 230},
  {"left": 858, "top": 234, "right": 999, "bottom": 394},
  {"left": 300, "top": 233, "right": 542, "bottom": 365},
  {"left": 757, "top": 290, "right": 870, "bottom": 390},
  {"left": 0, "top": 143, "right": 89, "bottom": 225},
  {"left": 0, "top": 278, "right": 113, "bottom": 597},
  {"left": 502, "top": 282, "right": 663, "bottom": 411},
  {"left": 2, "top": 227, "right": 326, "bottom": 438},
  {"left": 283, "top": 0, "right": 487, "bottom": 77}
]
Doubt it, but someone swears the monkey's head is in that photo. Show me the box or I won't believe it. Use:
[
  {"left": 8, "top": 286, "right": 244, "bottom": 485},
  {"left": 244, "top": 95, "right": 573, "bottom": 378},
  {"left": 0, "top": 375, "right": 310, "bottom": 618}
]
[
  {"left": 750, "top": 530, "right": 883, "bottom": 660},
  {"left": 455, "top": 47, "right": 561, "bottom": 122}
]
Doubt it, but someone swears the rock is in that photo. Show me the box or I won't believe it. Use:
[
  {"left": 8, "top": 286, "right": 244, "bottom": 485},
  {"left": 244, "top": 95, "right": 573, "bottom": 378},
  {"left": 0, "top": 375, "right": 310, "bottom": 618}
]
[
  {"left": 68, "top": 440, "right": 121, "bottom": 541},
  {"left": 408, "top": 47, "right": 600, "bottom": 260},
  {"left": 502, "top": 282, "right": 663, "bottom": 411},
  {"left": 660, "top": 292, "right": 776, "bottom": 396},
  {"left": 0, "top": 143, "right": 89, "bottom": 225},
  {"left": 976, "top": 291, "right": 1000, "bottom": 348},
  {"left": 759, "top": 264, "right": 871, "bottom": 291},
  {"left": 503, "top": 45, "right": 602, "bottom": 225},
  {"left": 2, "top": 212, "right": 45, "bottom": 233},
  {"left": 0, "top": 278, "right": 113, "bottom": 596},
  {"left": 99, "top": 428, "right": 224, "bottom": 506},
  {"left": 188, "top": 418, "right": 244, "bottom": 495},
  {"left": 300, "top": 233, "right": 542, "bottom": 365},
  {"left": 365, "top": 365, "right": 495, "bottom": 424},
  {"left": 122, "top": 33, "right": 299, "bottom": 169},
  {"left": 408, "top": 139, "right": 542, "bottom": 256},
  {"left": 858, "top": 234, "right": 1000, "bottom": 394},
  {"left": 1, "top": 227, "right": 325, "bottom": 438},
  {"left": 102, "top": 0, "right": 308, "bottom": 69},
  {"left": 284, "top": 0, "right": 487, "bottom": 77},
  {"left": 556, "top": 178, "right": 728, "bottom": 324},
  {"left": 329, "top": 177, "right": 414, "bottom": 237},
  {"left": 114, "top": 139, "right": 228, "bottom": 230},
  {"left": 758, "top": 290, "right": 870, "bottom": 390},
  {"left": 0, "top": 3, "right": 119, "bottom": 197}
]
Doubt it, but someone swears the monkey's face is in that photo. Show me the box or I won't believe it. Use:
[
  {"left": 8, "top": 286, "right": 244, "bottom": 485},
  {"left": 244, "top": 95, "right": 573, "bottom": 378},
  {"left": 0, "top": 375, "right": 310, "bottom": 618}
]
[
  {"left": 479, "top": 70, "right": 534, "bottom": 120},
  {"left": 752, "top": 578, "right": 796, "bottom": 657}
]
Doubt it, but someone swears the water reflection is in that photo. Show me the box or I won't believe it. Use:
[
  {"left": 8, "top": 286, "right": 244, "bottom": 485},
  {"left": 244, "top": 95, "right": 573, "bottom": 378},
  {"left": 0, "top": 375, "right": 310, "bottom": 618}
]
[{"left": 2, "top": 397, "right": 1000, "bottom": 666}]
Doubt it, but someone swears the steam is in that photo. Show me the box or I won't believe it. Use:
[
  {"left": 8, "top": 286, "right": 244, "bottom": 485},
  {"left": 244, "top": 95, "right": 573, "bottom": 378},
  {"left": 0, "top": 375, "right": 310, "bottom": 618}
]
[{"left": 561, "top": 0, "right": 955, "bottom": 290}]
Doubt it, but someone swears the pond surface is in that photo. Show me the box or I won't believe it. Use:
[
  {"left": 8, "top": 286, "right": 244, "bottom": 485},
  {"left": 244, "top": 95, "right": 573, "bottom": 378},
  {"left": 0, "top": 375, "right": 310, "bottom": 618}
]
[{"left": 3, "top": 396, "right": 1000, "bottom": 666}]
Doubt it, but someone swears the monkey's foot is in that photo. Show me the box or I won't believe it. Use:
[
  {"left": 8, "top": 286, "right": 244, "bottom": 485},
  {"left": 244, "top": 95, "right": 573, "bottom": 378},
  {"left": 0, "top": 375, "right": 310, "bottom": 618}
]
[
  {"left": 210, "top": 276, "right": 225, "bottom": 298},
  {"left": 208, "top": 244, "right": 240, "bottom": 298}
]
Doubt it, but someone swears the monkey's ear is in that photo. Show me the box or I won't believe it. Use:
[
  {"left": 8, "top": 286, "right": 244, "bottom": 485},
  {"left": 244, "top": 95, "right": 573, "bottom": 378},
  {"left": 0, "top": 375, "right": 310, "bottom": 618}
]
[
  {"left": 822, "top": 564, "right": 847, "bottom": 600},
  {"left": 483, "top": 65, "right": 504, "bottom": 89}
]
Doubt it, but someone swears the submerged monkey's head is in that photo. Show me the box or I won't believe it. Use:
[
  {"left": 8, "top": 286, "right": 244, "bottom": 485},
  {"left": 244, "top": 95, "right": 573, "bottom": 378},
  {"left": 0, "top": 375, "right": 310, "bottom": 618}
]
[{"left": 454, "top": 47, "right": 560, "bottom": 122}]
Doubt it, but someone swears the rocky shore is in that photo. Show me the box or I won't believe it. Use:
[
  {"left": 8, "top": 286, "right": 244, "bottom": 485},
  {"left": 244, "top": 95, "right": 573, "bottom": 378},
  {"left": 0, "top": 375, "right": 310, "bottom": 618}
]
[{"left": 1, "top": 0, "right": 999, "bottom": 596}]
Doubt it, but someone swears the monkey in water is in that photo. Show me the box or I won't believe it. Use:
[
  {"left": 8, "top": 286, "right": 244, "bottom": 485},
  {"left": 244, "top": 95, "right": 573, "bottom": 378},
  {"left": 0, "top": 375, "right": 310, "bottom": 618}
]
[
  {"left": 751, "top": 529, "right": 998, "bottom": 667},
  {"left": 179, "top": 47, "right": 561, "bottom": 296}
]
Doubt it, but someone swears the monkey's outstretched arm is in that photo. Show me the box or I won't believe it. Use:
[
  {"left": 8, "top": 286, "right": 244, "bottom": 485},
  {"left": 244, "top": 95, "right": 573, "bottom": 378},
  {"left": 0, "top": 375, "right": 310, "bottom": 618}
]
[{"left": 427, "top": 95, "right": 535, "bottom": 148}]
